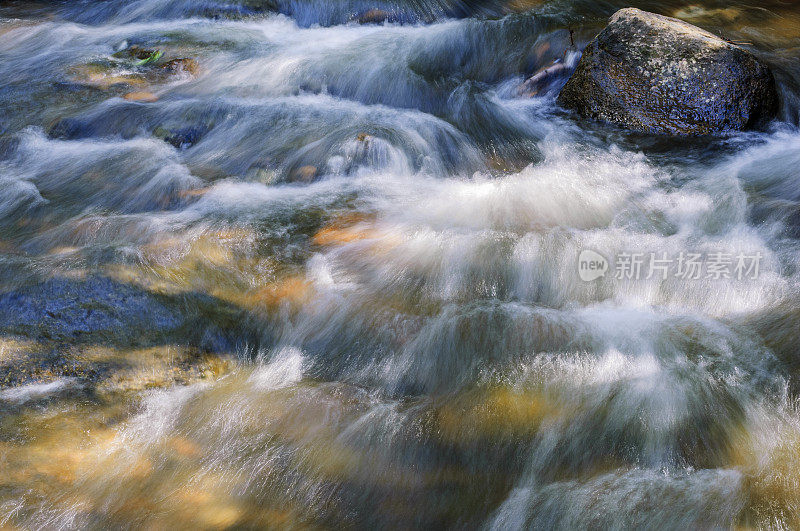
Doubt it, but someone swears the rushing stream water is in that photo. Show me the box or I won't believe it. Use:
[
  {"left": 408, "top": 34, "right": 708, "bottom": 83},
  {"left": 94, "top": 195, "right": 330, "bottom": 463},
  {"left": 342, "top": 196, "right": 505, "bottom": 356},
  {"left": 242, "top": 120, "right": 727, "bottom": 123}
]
[{"left": 1, "top": 0, "right": 800, "bottom": 528}]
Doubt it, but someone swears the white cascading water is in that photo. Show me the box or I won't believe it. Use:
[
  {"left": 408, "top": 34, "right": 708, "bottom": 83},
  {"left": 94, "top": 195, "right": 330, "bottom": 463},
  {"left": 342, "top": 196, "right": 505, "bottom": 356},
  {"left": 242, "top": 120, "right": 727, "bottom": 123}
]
[{"left": 1, "top": 0, "right": 800, "bottom": 528}]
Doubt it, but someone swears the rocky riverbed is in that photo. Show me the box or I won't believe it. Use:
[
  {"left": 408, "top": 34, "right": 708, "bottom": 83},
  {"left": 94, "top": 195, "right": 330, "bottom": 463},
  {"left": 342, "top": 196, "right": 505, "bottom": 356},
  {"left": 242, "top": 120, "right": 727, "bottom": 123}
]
[{"left": 1, "top": 0, "right": 800, "bottom": 528}]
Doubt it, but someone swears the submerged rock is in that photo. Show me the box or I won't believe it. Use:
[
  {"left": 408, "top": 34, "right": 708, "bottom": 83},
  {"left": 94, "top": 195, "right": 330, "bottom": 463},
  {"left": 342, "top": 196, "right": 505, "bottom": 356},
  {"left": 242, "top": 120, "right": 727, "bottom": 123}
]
[
  {"left": 70, "top": 47, "right": 199, "bottom": 95},
  {"left": 123, "top": 91, "right": 159, "bottom": 102},
  {"left": 356, "top": 8, "right": 392, "bottom": 24},
  {"left": 290, "top": 165, "right": 318, "bottom": 182},
  {"left": 0, "top": 276, "right": 179, "bottom": 340},
  {"left": 558, "top": 8, "right": 778, "bottom": 135},
  {"left": 153, "top": 125, "right": 208, "bottom": 149},
  {"left": 0, "top": 276, "right": 257, "bottom": 390},
  {"left": 160, "top": 57, "right": 200, "bottom": 76},
  {"left": 672, "top": 5, "right": 742, "bottom": 25}
]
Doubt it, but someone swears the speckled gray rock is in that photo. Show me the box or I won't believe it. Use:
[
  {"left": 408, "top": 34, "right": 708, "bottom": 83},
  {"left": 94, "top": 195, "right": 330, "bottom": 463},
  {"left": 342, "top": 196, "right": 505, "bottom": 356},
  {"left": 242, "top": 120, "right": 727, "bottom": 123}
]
[
  {"left": 0, "top": 277, "right": 179, "bottom": 339},
  {"left": 558, "top": 8, "right": 778, "bottom": 135}
]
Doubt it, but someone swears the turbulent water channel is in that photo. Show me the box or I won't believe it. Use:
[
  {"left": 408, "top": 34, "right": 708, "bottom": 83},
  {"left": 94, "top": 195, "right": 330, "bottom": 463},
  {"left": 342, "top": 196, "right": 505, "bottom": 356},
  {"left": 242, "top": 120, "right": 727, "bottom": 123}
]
[{"left": 1, "top": 0, "right": 800, "bottom": 528}]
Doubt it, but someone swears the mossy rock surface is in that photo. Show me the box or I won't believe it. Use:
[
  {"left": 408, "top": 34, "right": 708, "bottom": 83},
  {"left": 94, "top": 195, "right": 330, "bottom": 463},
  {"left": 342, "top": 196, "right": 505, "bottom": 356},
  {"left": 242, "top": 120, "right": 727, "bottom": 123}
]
[{"left": 558, "top": 8, "right": 779, "bottom": 135}]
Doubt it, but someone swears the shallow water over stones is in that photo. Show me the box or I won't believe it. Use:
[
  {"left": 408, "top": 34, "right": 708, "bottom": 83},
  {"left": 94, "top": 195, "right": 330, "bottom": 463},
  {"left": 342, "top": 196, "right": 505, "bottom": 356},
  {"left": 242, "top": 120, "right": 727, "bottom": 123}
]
[{"left": 1, "top": 0, "right": 800, "bottom": 529}]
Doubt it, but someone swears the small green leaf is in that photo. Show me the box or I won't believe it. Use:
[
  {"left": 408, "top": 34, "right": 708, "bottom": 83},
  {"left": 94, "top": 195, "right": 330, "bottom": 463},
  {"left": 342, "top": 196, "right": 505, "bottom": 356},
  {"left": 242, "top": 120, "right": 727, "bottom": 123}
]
[{"left": 135, "top": 50, "right": 163, "bottom": 66}]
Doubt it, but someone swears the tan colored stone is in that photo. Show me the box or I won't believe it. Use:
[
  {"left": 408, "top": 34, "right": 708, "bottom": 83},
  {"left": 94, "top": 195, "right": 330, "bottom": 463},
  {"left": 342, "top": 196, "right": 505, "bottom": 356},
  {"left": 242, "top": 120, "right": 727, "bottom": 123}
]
[{"left": 123, "top": 91, "right": 159, "bottom": 102}]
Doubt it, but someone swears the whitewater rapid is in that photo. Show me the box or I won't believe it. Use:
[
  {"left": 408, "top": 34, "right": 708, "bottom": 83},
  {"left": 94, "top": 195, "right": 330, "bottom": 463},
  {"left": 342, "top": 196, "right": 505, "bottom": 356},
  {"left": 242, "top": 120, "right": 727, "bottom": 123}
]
[{"left": 1, "top": 0, "right": 800, "bottom": 528}]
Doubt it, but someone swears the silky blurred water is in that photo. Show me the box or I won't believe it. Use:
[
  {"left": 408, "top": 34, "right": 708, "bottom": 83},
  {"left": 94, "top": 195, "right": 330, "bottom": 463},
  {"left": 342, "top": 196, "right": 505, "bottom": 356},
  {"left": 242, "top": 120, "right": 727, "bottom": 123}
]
[{"left": 1, "top": 0, "right": 800, "bottom": 529}]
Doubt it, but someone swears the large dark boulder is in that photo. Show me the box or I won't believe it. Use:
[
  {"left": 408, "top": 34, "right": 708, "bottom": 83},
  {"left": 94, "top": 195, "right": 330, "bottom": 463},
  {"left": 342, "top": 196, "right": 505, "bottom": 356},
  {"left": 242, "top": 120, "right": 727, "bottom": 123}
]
[{"left": 558, "top": 8, "right": 778, "bottom": 135}]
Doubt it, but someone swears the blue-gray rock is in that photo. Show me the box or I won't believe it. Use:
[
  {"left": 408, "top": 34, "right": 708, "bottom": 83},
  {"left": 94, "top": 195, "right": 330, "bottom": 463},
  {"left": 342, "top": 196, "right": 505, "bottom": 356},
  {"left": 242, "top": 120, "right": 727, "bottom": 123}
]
[
  {"left": 558, "top": 8, "right": 778, "bottom": 135},
  {"left": 0, "top": 277, "right": 179, "bottom": 339}
]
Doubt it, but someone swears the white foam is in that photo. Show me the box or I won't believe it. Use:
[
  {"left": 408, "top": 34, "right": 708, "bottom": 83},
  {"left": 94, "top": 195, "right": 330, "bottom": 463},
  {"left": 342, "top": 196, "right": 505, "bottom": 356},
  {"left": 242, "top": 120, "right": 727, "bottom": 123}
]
[
  {"left": 249, "top": 347, "right": 305, "bottom": 390},
  {"left": 0, "top": 378, "right": 79, "bottom": 404}
]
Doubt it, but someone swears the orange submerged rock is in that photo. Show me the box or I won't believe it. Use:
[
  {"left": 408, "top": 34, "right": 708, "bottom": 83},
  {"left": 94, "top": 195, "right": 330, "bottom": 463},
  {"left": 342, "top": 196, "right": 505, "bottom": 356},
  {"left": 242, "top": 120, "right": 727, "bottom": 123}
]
[{"left": 123, "top": 91, "right": 159, "bottom": 102}]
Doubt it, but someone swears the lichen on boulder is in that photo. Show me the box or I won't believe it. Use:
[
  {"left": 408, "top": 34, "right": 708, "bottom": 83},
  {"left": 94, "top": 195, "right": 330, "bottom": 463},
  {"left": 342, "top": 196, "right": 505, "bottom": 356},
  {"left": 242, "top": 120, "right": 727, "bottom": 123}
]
[{"left": 558, "top": 8, "right": 779, "bottom": 135}]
